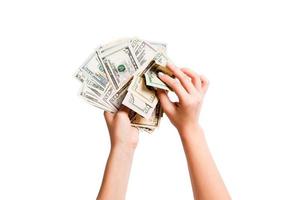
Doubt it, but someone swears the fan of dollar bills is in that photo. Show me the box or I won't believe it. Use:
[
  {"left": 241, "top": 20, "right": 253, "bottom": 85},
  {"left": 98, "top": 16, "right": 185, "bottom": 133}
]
[{"left": 75, "top": 38, "right": 174, "bottom": 133}]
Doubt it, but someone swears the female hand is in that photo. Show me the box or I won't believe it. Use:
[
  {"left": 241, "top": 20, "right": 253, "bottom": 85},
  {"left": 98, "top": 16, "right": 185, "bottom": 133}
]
[
  {"left": 157, "top": 64, "right": 209, "bottom": 135},
  {"left": 104, "top": 107, "right": 139, "bottom": 150},
  {"left": 98, "top": 107, "right": 139, "bottom": 200}
]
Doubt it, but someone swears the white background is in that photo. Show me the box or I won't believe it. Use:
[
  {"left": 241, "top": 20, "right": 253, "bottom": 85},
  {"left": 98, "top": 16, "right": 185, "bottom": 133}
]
[{"left": 0, "top": 0, "right": 299, "bottom": 199}]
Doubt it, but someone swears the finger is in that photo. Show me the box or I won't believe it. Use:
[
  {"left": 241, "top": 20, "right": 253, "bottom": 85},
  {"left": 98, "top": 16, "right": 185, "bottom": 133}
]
[
  {"left": 158, "top": 72, "right": 187, "bottom": 101},
  {"left": 167, "top": 63, "right": 195, "bottom": 93},
  {"left": 103, "top": 111, "right": 115, "bottom": 124},
  {"left": 118, "top": 105, "right": 130, "bottom": 117},
  {"left": 156, "top": 89, "right": 175, "bottom": 115},
  {"left": 199, "top": 75, "right": 209, "bottom": 94},
  {"left": 181, "top": 68, "right": 202, "bottom": 91}
]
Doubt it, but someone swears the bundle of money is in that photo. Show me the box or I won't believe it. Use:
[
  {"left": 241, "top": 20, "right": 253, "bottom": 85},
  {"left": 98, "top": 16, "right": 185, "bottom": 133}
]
[{"left": 75, "top": 38, "right": 173, "bottom": 133}]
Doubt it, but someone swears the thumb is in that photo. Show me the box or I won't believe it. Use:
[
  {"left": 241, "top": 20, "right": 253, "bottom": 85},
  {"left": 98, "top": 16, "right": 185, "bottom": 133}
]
[
  {"left": 199, "top": 75, "right": 209, "bottom": 95},
  {"left": 104, "top": 111, "right": 115, "bottom": 125},
  {"left": 118, "top": 105, "right": 130, "bottom": 117},
  {"left": 157, "top": 89, "right": 175, "bottom": 115}
]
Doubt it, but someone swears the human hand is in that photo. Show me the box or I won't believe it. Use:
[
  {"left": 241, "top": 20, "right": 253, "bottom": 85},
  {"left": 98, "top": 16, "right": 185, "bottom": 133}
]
[
  {"left": 157, "top": 64, "right": 209, "bottom": 135},
  {"left": 104, "top": 107, "right": 139, "bottom": 150}
]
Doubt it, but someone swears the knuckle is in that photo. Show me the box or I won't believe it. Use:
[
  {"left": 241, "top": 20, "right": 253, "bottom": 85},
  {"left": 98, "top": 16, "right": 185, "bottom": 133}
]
[
  {"left": 191, "top": 98, "right": 198, "bottom": 105},
  {"left": 195, "top": 86, "right": 202, "bottom": 93},
  {"left": 183, "top": 99, "right": 193, "bottom": 107},
  {"left": 163, "top": 76, "right": 172, "bottom": 83},
  {"left": 185, "top": 76, "right": 191, "bottom": 83},
  {"left": 169, "top": 78, "right": 178, "bottom": 87},
  {"left": 181, "top": 73, "right": 188, "bottom": 80},
  {"left": 187, "top": 95, "right": 201, "bottom": 105},
  {"left": 174, "top": 79, "right": 180, "bottom": 86},
  {"left": 195, "top": 93, "right": 202, "bottom": 101},
  {"left": 198, "top": 75, "right": 202, "bottom": 81},
  {"left": 195, "top": 97, "right": 202, "bottom": 104},
  {"left": 163, "top": 108, "right": 171, "bottom": 115},
  {"left": 179, "top": 72, "right": 187, "bottom": 80}
]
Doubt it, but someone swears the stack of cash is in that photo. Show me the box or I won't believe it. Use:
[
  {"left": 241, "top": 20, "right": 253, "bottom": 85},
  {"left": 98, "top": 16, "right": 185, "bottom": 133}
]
[{"left": 75, "top": 38, "right": 173, "bottom": 133}]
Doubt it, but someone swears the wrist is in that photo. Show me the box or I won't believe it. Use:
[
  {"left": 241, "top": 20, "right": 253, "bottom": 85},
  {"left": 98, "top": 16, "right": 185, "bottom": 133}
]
[
  {"left": 111, "top": 143, "right": 137, "bottom": 155},
  {"left": 178, "top": 122, "right": 201, "bottom": 135},
  {"left": 178, "top": 123, "right": 205, "bottom": 142},
  {"left": 110, "top": 133, "right": 139, "bottom": 152}
]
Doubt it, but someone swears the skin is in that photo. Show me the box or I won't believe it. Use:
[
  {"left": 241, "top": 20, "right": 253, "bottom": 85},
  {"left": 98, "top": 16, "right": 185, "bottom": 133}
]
[
  {"left": 97, "top": 64, "right": 230, "bottom": 200},
  {"left": 96, "top": 107, "right": 138, "bottom": 200},
  {"left": 157, "top": 65, "right": 231, "bottom": 200}
]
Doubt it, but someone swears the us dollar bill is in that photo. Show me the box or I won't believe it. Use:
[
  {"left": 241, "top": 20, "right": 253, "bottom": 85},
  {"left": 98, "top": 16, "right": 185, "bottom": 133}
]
[
  {"left": 79, "top": 83, "right": 116, "bottom": 112},
  {"left": 79, "top": 51, "right": 110, "bottom": 91},
  {"left": 138, "top": 127, "right": 155, "bottom": 133},
  {"left": 144, "top": 53, "right": 174, "bottom": 91},
  {"left": 129, "top": 38, "right": 158, "bottom": 71},
  {"left": 122, "top": 91, "right": 155, "bottom": 119},
  {"left": 148, "top": 42, "right": 167, "bottom": 53},
  {"left": 100, "top": 85, "right": 118, "bottom": 111},
  {"left": 131, "top": 104, "right": 162, "bottom": 129},
  {"left": 127, "top": 75, "right": 158, "bottom": 107},
  {"left": 75, "top": 37, "right": 172, "bottom": 132},
  {"left": 108, "top": 80, "right": 131, "bottom": 110},
  {"left": 130, "top": 38, "right": 164, "bottom": 52},
  {"left": 100, "top": 42, "right": 140, "bottom": 90},
  {"left": 144, "top": 68, "right": 171, "bottom": 91},
  {"left": 75, "top": 68, "right": 107, "bottom": 94}
]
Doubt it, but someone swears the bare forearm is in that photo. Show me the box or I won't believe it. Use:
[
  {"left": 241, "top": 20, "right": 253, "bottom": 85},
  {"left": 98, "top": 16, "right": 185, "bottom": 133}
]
[
  {"left": 180, "top": 126, "right": 230, "bottom": 200},
  {"left": 97, "top": 145, "right": 135, "bottom": 200}
]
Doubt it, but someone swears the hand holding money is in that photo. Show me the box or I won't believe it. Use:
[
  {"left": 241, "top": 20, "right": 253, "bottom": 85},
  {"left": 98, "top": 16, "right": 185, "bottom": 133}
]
[
  {"left": 157, "top": 66, "right": 209, "bottom": 134},
  {"left": 104, "top": 106, "right": 139, "bottom": 149},
  {"left": 75, "top": 38, "right": 174, "bottom": 133}
]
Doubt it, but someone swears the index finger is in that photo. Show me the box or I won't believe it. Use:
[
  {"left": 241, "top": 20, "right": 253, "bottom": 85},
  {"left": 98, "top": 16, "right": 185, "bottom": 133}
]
[
  {"left": 104, "top": 111, "right": 115, "bottom": 125},
  {"left": 180, "top": 68, "right": 202, "bottom": 91},
  {"left": 158, "top": 72, "right": 188, "bottom": 102},
  {"left": 167, "top": 63, "right": 195, "bottom": 94}
]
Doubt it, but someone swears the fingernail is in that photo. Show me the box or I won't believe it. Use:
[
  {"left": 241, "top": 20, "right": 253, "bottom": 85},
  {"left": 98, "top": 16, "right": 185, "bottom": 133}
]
[{"left": 158, "top": 72, "right": 164, "bottom": 78}]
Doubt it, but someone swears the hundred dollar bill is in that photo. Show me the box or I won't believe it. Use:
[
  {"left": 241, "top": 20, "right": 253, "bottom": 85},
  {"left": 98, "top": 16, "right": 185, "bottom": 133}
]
[
  {"left": 108, "top": 79, "right": 131, "bottom": 110},
  {"left": 100, "top": 85, "right": 117, "bottom": 110},
  {"left": 74, "top": 68, "right": 86, "bottom": 82},
  {"left": 129, "top": 38, "right": 159, "bottom": 70},
  {"left": 78, "top": 44, "right": 134, "bottom": 111},
  {"left": 145, "top": 69, "right": 171, "bottom": 91},
  {"left": 100, "top": 42, "right": 140, "bottom": 90},
  {"left": 131, "top": 104, "right": 162, "bottom": 129},
  {"left": 138, "top": 127, "right": 155, "bottom": 134},
  {"left": 98, "top": 39, "right": 165, "bottom": 110},
  {"left": 84, "top": 83, "right": 115, "bottom": 110},
  {"left": 83, "top": 96, "right": 113, "bottom": 112},
  {"left": 100, "top": 38, "right": 147, "bottom": 55},
  {"left": 128, "top": 110, "right": 158, "bottom": 134},
  {"left": 148, "top": 41, "right": 167, "bottom": 53},
  {"left": 127, "top": 75, "right": 158, "bottom": 107},
  {"left": 99, "top": 38, "right": 129, "bottom": 54},
  {"left": 75, "top": 68, "right": 107, "bottom": 94},
  {"left": 75, "top": 37, "right": 174, "bottom": 133},
  {"left": 81, "top": 78, "right": 117, "bottom": 112},
  {"left": 100, "top": 38, "right": 165, "bottom": 55},
  {"left": 144, "top": 53, "right": 174, "bottom": 91},
  {"left": 122, "top": 91, "right": 155, "bottom": 119},
  {"left": 79, "top": 51, "right": 110, "bottom": 91},
  {"left": 79, "top": 83, "right": 116, "bottom": 112},
  {"left": 130, "top": 38, "right": 166, "bottom": 53}
]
